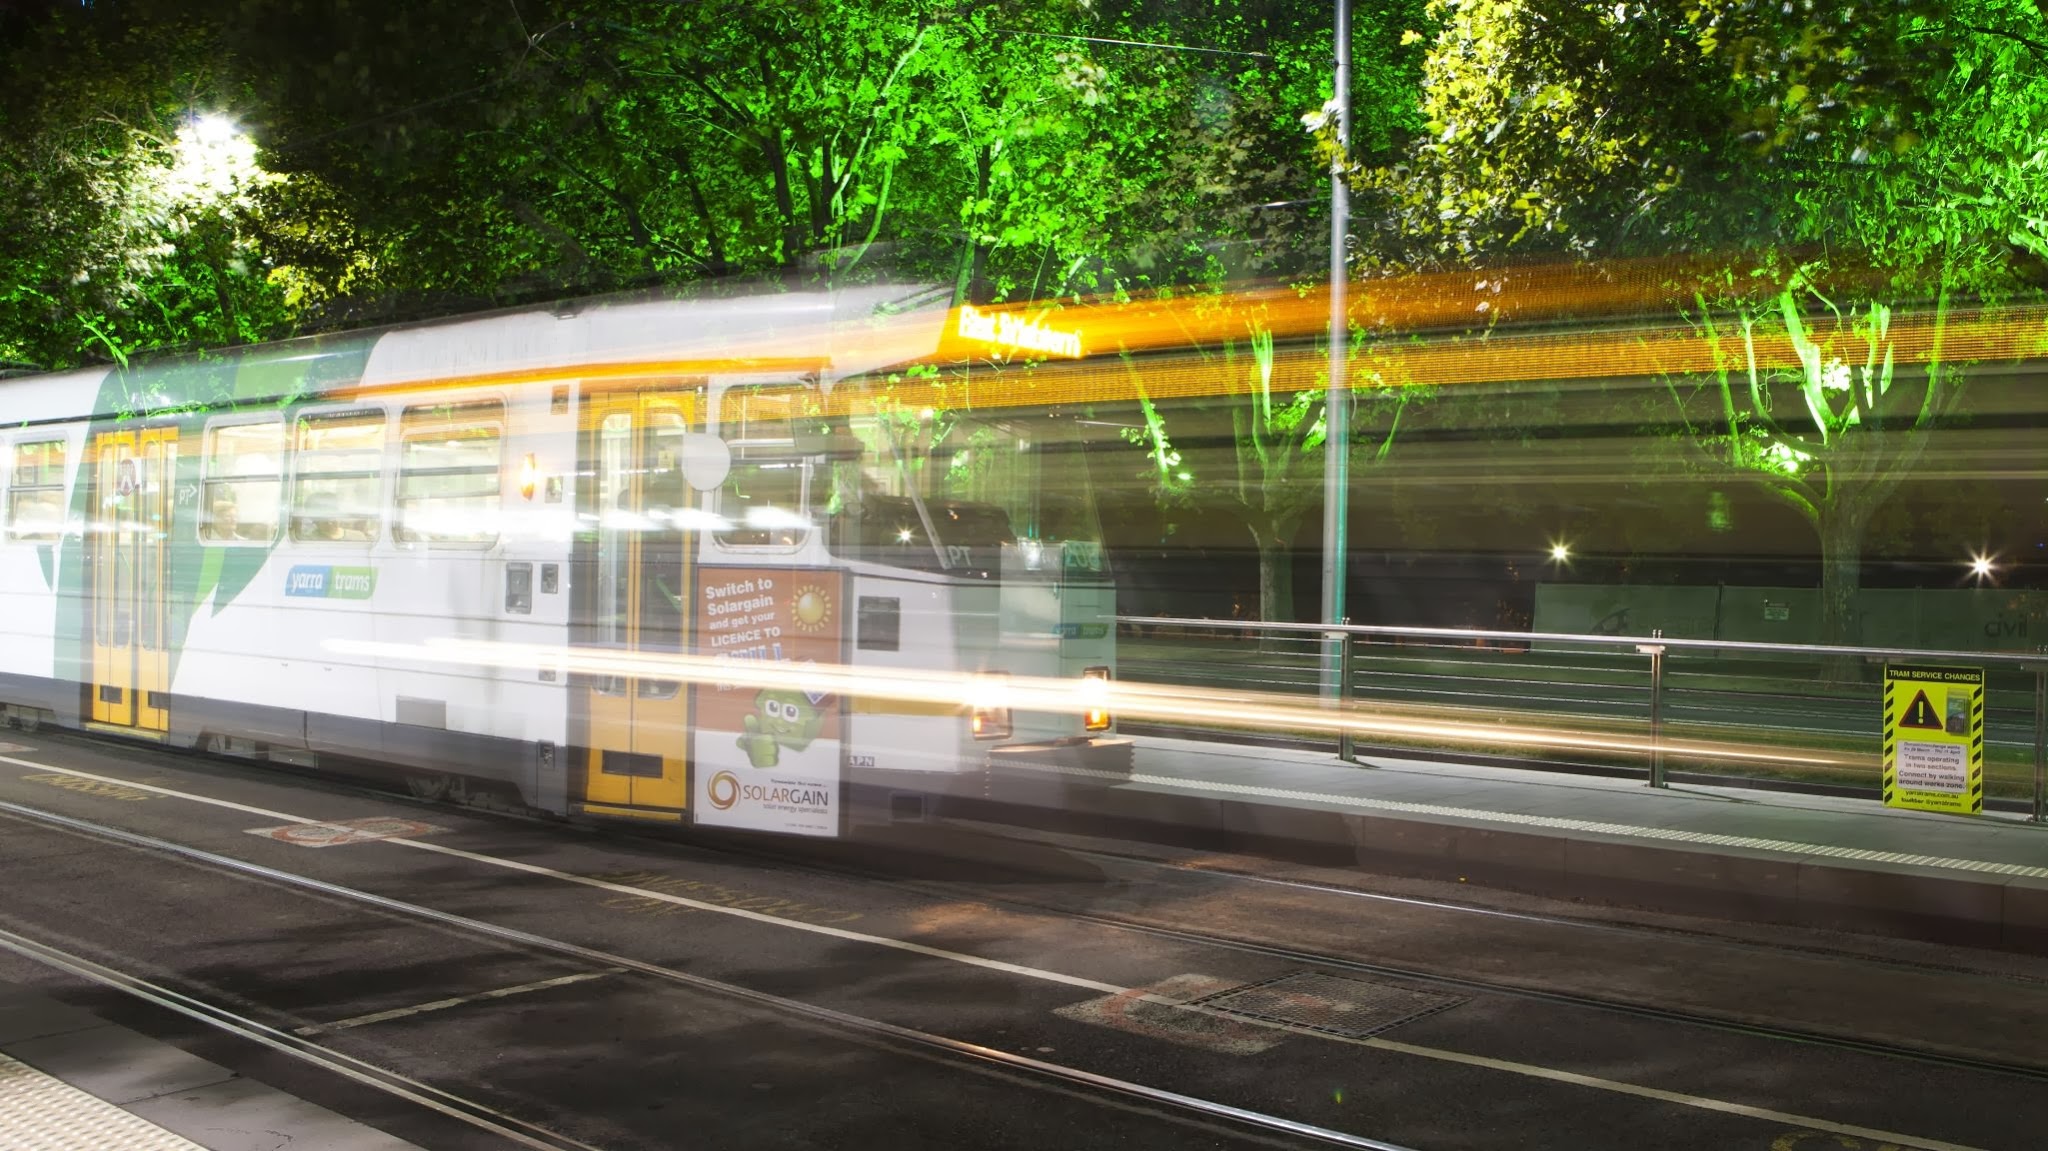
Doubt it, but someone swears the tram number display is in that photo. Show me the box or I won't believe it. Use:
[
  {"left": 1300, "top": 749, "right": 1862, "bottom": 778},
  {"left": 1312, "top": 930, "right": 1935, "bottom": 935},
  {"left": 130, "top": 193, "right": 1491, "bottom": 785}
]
[{"left": 690, "top": 567, "right": 847, "bottom": 837}]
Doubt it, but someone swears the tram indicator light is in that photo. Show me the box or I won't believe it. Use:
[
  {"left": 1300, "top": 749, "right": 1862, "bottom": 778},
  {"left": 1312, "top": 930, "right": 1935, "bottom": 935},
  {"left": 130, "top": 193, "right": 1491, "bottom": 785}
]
[
  {"left": 1082, "top": 666, "right": 1112, "bottom": 731},
  {"left": 970, "top": 708, "right": 1011, "bottom": 740},
  {"left": 971, "top": 673, "right": 1012, "bottom": 741}
]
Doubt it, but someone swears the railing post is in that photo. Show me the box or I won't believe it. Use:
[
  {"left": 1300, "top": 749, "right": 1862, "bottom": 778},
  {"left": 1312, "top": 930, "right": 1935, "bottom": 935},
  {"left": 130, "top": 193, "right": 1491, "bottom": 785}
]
[
  {"left": 2033, "top": 663, "right": 2046, "bottom": 825},
  {"left": 1637, "top": 629, "right": 1667, "bottom": 789},
  {"left": 1338, "top": 624, "right": 1357, "bottom": 764}
]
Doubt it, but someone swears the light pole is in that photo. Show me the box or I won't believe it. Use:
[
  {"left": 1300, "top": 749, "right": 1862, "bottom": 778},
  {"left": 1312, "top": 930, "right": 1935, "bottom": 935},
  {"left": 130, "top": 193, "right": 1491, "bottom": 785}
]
[{"left": 1319, "top": 0, "right": 1352, "bottom": 702}]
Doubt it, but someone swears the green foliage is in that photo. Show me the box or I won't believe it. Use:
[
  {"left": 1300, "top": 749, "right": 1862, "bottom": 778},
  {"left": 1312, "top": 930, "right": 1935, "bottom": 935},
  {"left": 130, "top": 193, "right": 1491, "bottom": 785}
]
[
  {"left": 4, "top": 0, "right": 1442, "bottom": 365},
  {"left": 0, "top": 5, "right": 301, "bottom": 367},
  {"left": 1660, "top": 278, "right": 1970, "bottom": 647},
  {"left": 1672, "top": 284, "right": 1960, "bottom": 509},
  {"left": 1366, "top": 0, "right": 2048, "bottom": 294}
]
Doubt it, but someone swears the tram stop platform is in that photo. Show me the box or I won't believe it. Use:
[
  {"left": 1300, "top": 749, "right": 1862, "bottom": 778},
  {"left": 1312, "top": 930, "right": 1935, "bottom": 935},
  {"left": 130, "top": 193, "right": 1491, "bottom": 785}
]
[
  {"left": 0, "top": 983, "right": 421, "bottom": 1151},
  {"left": 948, "top": 735, "right": 2048, "bottom": 951}
]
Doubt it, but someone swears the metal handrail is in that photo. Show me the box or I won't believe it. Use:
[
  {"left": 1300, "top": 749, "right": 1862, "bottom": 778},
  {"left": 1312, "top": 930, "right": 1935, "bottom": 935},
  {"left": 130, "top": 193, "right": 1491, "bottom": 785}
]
[
  {"left": 1117, "top": 613, "right": 2048, "bottom": 822},
  {"left": 1116, "top": 614, "right": 2048, "bottom": 669}
]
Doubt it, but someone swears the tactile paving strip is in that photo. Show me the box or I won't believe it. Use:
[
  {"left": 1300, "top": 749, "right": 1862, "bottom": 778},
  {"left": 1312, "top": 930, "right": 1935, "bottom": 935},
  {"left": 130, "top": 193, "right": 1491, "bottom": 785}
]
[
  {"left": 1194, "top": 972, "right": 1466, "bottom": 1038},
  {"left": 0, "top": 1053, "right": 205, "bottom": 1151}
]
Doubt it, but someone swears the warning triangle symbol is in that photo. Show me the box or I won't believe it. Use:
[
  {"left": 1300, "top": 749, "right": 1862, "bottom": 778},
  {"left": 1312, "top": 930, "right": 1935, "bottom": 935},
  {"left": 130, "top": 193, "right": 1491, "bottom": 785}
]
[{"left": 1899, "top": 689, "right": 1944, "bottom": 730}]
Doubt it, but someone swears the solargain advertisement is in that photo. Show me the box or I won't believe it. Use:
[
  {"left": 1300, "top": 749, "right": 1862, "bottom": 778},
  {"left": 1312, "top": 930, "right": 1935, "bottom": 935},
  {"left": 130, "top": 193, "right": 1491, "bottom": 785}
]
[{"left": 689, "top": 567, "right": 845, "bottom": 837}]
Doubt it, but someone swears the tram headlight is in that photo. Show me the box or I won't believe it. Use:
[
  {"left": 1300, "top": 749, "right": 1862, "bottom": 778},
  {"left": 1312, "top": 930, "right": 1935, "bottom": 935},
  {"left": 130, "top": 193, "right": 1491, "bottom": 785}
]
[
  {"left": 1082, "top": 666, "right": 1112, "bottom": 732},
  {"left": 970, "top": 673, "right": 1012, "bottom": 741}
]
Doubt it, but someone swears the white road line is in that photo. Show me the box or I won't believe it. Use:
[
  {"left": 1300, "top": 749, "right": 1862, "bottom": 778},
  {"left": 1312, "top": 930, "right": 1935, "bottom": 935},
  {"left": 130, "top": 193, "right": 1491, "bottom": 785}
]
[
  {"left": 391, "top": 836, "right": 1126, "bottom": 994},
  {"left": 1357, "top": 1035, "right": 1988, "bottom": 1151},
  {"left": 0, "top": 757, "right": 1121, "bottom": 995},
  {"left": 295, "top": 969, "right": 622, "bottom": 1035},
  {"left": 0, "top": 755, "right": 1991, "bottom": 1151},
  {"left": 0, "top": 755, "right": 314, "bottom": 824}
]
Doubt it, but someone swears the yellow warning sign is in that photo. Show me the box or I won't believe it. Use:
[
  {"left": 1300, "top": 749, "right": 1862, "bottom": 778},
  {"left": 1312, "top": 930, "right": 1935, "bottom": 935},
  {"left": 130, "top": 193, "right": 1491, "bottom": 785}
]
[{"left": 1882, "top": 664, "right": 1984, "bottom": 815}]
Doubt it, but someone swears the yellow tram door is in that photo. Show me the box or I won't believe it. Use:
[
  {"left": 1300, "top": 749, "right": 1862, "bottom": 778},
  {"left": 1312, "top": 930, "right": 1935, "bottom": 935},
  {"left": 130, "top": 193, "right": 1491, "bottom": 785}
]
[
  {"left": 89, "top": 426, "right": 176, "bottom": 733},
  {"left": 577, "top": 390, "right": 695, "bottom": 816}
]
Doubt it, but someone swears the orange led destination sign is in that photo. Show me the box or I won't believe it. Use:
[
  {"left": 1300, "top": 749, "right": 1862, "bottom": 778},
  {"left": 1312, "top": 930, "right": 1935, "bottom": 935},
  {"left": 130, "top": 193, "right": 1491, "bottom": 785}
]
[{"left": 955, "top": 304, "right": 1083, "bottom": 359}]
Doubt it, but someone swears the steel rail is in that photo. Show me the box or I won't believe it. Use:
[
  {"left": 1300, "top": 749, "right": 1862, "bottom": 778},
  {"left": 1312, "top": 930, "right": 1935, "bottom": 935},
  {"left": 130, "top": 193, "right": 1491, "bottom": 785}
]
[
  {"left": 0, "top": 798, "right": 1415, "bottom": 1151},
  {"left": 705, "top": 833, "right": 2048, "bottom": 1086},
  {"left": 0, "top": 928, "right": 608, "bottom": 1151}
]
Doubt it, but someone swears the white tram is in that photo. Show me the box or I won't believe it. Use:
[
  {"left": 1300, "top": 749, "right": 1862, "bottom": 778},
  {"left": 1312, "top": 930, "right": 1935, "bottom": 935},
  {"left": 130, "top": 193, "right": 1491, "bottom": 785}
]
[{"left": 0, "top": 283, "right": 1125, "bottom": 836}]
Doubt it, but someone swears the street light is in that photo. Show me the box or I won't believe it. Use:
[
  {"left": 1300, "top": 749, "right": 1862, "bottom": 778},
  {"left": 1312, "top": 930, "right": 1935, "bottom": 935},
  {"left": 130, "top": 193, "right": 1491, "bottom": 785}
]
[
  {"left": 1549, "top": 542, "right": 1572, "bottom": 564},
  {"left": 1969, "top": 553, "right": 1995, "bottom": 580},
  {"left": 191, "top": 112, "right": 238, "bottom": 145},
  {"left": 166, "top": 112, "right": 268, "bottom": 206}
]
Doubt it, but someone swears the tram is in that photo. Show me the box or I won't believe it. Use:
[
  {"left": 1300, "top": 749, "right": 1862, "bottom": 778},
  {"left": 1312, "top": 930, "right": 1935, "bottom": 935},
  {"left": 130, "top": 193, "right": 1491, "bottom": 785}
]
[{"left": 0, "top": 283, "right": 1126, "bottom": 836}]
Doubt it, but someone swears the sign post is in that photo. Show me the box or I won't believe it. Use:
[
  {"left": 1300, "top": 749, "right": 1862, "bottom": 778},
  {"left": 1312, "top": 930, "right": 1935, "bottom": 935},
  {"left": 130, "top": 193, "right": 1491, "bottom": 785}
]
[{"left": 1882, "top": 664, "right": 1985, "bottom": 815}]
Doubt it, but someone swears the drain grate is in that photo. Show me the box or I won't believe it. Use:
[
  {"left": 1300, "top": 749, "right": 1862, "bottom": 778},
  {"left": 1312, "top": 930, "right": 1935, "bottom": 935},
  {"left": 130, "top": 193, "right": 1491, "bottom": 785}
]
[{"left": 1192, "top": 972, "right": 1466, "bottom": 1038}]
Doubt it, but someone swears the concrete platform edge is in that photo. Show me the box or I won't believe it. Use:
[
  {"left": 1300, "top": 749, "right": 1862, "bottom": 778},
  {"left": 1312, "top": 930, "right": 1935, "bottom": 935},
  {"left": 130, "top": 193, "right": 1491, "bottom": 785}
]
[
  {"left": 914, "top": 773, "right": 2048, "bottom": 953},
  {"left": 0, "top": 984, "right": 424, "bottom": 1151}
]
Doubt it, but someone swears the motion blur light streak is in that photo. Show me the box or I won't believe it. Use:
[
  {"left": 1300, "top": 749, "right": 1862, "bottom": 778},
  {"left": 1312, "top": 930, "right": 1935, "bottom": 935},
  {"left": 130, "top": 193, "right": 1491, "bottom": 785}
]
[{"left": 324, "top": 638, "right": 1862, "bottom": 772}]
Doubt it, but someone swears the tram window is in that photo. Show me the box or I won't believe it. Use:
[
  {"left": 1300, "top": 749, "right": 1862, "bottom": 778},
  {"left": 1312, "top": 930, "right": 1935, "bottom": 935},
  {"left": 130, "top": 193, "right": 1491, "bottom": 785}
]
[
  {"left": 857, "top": 596, "right": 900, "bottom": 652},
  {"left": 396, "top": 400, "right": 502, "bottom": 545},
  {"left": 715, "top": 458, "right": 809, "bottom": 548},
  {"left": 716, "top": 384, "right": 813, "bottom": 549},
  {"left": 6, "top": 439, "right": 67, "bottom": 541},
  {"left": 291, "top": 409, "right": 385, "bottom": 542},
  {"left": 201, "top": 421, "right": 284, "bottom": 543}
]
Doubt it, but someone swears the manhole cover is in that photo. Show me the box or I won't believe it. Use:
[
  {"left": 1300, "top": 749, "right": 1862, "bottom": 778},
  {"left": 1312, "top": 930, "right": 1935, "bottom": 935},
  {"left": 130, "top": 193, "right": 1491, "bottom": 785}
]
[{"left": 1193, "top": 973, "right": 1465, "bottom": 1038}]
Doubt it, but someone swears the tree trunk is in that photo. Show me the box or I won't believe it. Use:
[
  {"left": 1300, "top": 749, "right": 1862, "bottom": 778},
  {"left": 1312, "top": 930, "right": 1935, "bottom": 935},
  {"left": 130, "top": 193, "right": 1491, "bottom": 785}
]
[
  {"left": 673, "top": 146, "right": 728, "bottom": 273},
  {"left": 1250, "top": 522, "right": 1297, "bottom": 654},
  {"left": 1816, "top": 507, "right": 1870, "bottom": 682}
]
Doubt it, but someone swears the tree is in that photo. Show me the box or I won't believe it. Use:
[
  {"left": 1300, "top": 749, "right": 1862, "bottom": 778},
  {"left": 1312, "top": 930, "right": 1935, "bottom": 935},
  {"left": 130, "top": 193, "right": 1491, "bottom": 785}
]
[
  {"left": 1123, "top": 314, "right": 1419, "bottom": 627},
  {"left": 0, "top": 4, "right": 303, "bottom": 368},
  {"left": 1359, "top": 0, "right": 2048, "bottom": 651},
  {"left": 5, "top": 0, "right": 1416, "bottom": 368},
  {"left": 220, "top": 0, "right": 1367, "bottom": 312},
  {"left": 1670, "top": 286, "right": 1967, "bottom": 650}
]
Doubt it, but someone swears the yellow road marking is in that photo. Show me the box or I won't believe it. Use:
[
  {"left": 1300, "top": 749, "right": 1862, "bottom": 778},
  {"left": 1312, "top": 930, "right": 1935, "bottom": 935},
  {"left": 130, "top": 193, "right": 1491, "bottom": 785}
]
[
  {"left": 20, "top": 772, "right": 151, "bottom": 802},
  {"left": 1773, "top": 1130, "right": 1913, "bottom": 1150}
]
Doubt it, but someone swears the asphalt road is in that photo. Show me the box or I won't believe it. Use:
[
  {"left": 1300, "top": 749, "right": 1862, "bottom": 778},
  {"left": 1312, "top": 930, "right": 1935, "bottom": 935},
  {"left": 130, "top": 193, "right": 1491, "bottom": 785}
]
[{"left": 0, "top": 729, "right": 2044, "bottom": 1151}]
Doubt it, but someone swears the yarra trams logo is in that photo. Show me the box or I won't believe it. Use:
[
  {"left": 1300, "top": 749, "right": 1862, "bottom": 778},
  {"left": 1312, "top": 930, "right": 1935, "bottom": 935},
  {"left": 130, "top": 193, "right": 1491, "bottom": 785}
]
[{"left": 284, "top": 565, "right": 377, "bottom": 599}]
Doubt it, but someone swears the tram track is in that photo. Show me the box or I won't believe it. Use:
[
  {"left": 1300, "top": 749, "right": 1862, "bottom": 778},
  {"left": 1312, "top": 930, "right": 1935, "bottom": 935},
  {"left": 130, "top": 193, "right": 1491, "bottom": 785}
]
[
  {"left": 21, "top": 727, "right": 2048, "bottom": 1089},
  {"left": 29, "top": 722, "right": 2048, "bottom": 993},
  {"left": 666, "top": 827, "right": 2048, "bottom": 1086},
  {"left": 0, "top": 797, "right": 1414, "bottom": 1151},
  {"left": 0, "top": 739, "right": 2032, "bottom": 1150},
  {"left": 883, "top": 874, "right": 2048, "bottom": 1083},
  {"left": 725, "top": 818, "right": 2048, "bottom": 992},
  {"left": 0, "top": 924, "right": 609, "bottom": 1151}
]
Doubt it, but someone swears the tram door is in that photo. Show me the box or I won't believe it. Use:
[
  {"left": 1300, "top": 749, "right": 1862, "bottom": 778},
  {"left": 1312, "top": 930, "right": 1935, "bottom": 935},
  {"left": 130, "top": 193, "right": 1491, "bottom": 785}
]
[
  {"left": 577, "top": 391, "right": 694, "bottom": 813},
  {"left": 89, "top": 427, "right": 176, "bottom": 733}
]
